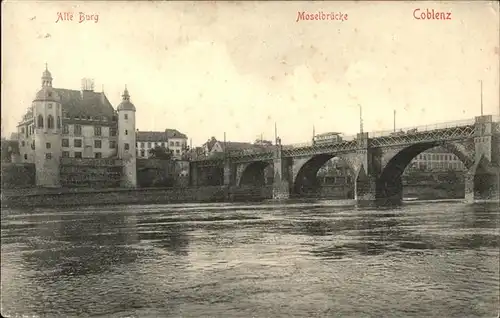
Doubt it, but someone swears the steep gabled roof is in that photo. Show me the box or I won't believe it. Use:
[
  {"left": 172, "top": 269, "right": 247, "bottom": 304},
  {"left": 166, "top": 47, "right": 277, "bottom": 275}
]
[
  {"left": 203, "top": 137, "right": 218, "bottom": 151},
  {"left": 54, "top": 89, "right": 116, "bottom": 119},
  {"left": 137, "top": 129, "right": 188, "bottom": 142},
  {"left": 136, "top": 131, "right": 169, "bottom": 142},
  {"left": 165, "top": 129, "right": 187, "bottom": 139}
]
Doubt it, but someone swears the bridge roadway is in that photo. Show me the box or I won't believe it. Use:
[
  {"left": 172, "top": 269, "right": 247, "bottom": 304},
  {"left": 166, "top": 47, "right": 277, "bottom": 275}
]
[{"left": 190, "top": 115, "right": 500, "bottom": 205}]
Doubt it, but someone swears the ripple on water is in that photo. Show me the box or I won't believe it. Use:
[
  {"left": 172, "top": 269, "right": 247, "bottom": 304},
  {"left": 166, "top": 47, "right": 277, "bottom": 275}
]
[{"left": 1, "top": 201, "right": 499, "bottom": 317}]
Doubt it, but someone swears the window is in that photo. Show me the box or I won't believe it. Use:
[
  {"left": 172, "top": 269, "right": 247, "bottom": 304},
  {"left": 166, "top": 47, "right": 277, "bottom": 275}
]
[
  {"left": 94, "top": 140, "right": 102, "bottom": 148},
  {"left": 124, "top": 143, "right": 129, "bottom": 150},
  {"left": 140, "top": 142, "right": 144, "bottom": 148},
  {"left": 175, "top": 141, "right": 180, "bottom": 146},
  {"left": 94, "top": 126, "right": 101, "bottom": 136},
  {"left": 94, "top": 152, "right": 102, "bottom": 159},
  {"left": 124, "top": 114, "right": 128, "bottom": 120},
  {"left": 45, "top": 153, "right": 52, "bottom": 159},
  {"left": 37, "top": 115, "right": 44, "bottom": 128},
  {"left": 48, "top": 103, "right": 52, "bottom": 109},
  {"left": 21, "top": 127, "right": 25, "bottom": 133},
  {"left": 46, "top": 142, "right": 51, "bottom": 149},
  {"left": 140, "top": 149, "right": 145, "bottom": 157},
  {"left": 63, "top": 124, "right": 69, "bottom": 134},
  {"left": 62, "top": 139, "right": 69, "bottom": 147},
  {"left": 109, "top": 141, "right": 116, "bottom": 149},
  {"left": 24, "top": 154, "right": 28, "bottom": 160},
  {"left": 47, "top": 115, "right": 54, "bottom": 129},
  {"left": 62, "top": 151, "right": 69, "bottom": 158},
  {"left": 74, "top": 152, "right": 82, "bottom": 158},
  {"left": 21, "top": 141, "right": 25, "bottom": 147},
  {"left": 161, "top": 142, "right": 165, "bottom": 147},
  {"left": 110, "top": 127, "right": 117, "bottom": 136},
  {"left": 57, "top": 116, "right": 61, "bottom": 129},
  {"left": 74, "top": 139, "right": 82, "bottom": 147},
  {"left": 74, "top": 125, "right": 82, "bottom": 136},
  {"left": 125, "top": 130, "right": 128, "bottom": 135},
  {"left": 148, "top": 142, "right": 151, "bottom": 148},
  {"left": 170, "top": 141, "right": 174, "bottom": 147}
]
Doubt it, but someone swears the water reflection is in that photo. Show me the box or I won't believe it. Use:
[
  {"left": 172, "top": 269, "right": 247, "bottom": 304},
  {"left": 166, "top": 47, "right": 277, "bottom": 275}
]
[
  {"left": 1, "top": 202, "right": 499, "bottom": 318},
  {"left": 21, "top": 212, "right": 141, "bottom": 277}
]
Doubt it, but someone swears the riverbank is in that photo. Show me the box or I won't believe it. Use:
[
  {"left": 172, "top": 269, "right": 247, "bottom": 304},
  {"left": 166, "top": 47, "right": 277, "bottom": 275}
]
[
  {"left": 0, "top": 186, "right": 273, "bottom": 209},
  {"left": 2, "top": 186, "right": 489, "bottom": 209}
]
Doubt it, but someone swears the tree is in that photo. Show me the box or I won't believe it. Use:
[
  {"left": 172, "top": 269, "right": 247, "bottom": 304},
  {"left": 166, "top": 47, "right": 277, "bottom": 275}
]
[
  {"left": 148, "top": 146, "right": 173, "bottom": 160},
  {"left": 254, "top": 139, "right": 273, "bottom": 146}
]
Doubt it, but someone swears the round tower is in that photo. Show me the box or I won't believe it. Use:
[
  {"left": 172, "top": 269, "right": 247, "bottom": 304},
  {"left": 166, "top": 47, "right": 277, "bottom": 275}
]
[
  {"left": 33, "top": 64, "right": 62, "bottom": 187},
  {"left": 117, "top": 86, "right": 137, "bottom": 187}
]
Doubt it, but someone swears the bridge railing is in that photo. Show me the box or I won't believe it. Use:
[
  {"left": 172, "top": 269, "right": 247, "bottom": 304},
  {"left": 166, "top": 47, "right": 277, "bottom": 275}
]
[
  {"left": 226, "top": 147, "right": 273, "bottom": 157},
  {"left": 368, "top": 118, "right": 476, "bottom": 138},
  {"left": 283, "top": 134, "right": 357, "bottom": 149}
]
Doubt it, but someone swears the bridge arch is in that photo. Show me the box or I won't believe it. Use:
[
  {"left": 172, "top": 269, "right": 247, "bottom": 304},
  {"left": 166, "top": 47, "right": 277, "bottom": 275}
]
[
  {"left": 238, "top": 161, "right": 272, "bottom": 187},
  {"left": 376, "top": 141, "right": 475, "bottom": 201},
  {"left": 292, "top": 154, "right": 355, "bottom": 197}
]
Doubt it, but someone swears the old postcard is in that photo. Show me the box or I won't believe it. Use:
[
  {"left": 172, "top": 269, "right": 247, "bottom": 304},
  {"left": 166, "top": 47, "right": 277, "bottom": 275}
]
[{"left": 1, "top": 1, "right": 499, "bottom": 317}]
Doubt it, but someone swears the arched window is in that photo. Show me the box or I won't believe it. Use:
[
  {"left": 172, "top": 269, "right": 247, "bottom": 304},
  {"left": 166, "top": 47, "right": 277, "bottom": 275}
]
[
  {"left": 37, "top": 115, "right": 44, "bottom": 128},
  {"left": 47, "top": 115, "right": 54, "bottom": 129},
  {"left": 57, "top": 116, "right": 61, "bottom": 129}
]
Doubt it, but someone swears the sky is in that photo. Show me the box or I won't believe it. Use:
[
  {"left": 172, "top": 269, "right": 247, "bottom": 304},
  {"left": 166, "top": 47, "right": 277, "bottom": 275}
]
[{"left": 1, "top": 1, "right": 499, "bottom": 146}]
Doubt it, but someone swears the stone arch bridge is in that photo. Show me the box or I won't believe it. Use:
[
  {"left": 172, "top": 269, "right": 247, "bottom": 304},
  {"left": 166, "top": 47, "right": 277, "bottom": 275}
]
[{"left": 190, "top": 115, "right": 500, "bottom": 205}]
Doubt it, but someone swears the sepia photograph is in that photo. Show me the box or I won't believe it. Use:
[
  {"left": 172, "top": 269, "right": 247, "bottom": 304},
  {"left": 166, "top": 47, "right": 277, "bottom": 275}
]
[{"left": 1, "top": 1, "right": 499, "bottom": 317}]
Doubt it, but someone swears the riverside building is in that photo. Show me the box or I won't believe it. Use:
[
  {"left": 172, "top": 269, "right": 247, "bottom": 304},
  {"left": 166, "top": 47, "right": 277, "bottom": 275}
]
[{"left": 15, "top": 65, "right": 137, "bottom": 188}]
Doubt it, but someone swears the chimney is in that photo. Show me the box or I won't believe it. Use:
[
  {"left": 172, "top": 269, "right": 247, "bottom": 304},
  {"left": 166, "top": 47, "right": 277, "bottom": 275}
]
[{"left": 81, "top": 78, "right": 95, "bottom": 99}]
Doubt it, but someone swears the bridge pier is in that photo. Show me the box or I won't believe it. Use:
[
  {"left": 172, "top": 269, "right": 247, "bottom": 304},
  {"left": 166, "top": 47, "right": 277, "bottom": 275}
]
[
  {"left": 465, "top": 115, "right": 500, "bottom": 202},
  {"left": 465, "top": 168, "right": 500, "bottom": 202},
  {"left": 189, "top": 161, "right": 199, "bottom": 187},
  {"left": 353, "top": 132, "right": 385, "bottom": 206},
  {"left": 272, "top": 138, "right": 291, "bottom": 200}
]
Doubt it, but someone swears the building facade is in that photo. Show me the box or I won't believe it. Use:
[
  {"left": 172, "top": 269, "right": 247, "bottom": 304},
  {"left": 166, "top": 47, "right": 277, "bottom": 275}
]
[
  {"left": 405, "top": 146, "right": 466, "bottom": 172},
  {"left": 136, "top": 129, "right": 188, "bottom": 160},
  {"left": 15, "top": 65, "right": 137, "bottom": 187}
]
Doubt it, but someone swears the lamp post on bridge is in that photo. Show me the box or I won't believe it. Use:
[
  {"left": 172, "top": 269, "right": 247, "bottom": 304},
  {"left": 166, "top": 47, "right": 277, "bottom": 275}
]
[{"left": 393, "top": 109, "right": 396, "bottom": 132}]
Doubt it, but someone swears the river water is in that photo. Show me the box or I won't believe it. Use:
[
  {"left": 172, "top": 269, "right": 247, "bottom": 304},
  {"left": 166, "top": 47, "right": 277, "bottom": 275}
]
[{"left": 1, "top": 201, "right": 499, "bottom": 318}]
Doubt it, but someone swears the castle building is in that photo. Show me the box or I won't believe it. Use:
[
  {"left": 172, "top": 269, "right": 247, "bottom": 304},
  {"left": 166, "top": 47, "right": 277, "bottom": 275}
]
[{"left": 16, "top": 65, "right": 137, "bottom": 187}]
